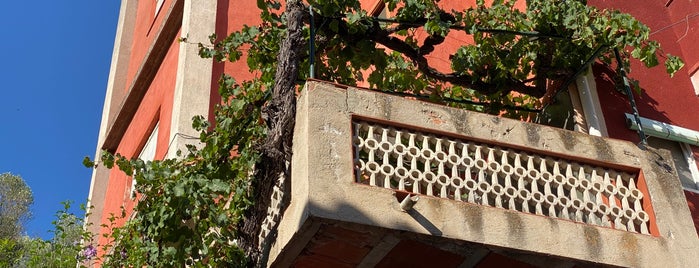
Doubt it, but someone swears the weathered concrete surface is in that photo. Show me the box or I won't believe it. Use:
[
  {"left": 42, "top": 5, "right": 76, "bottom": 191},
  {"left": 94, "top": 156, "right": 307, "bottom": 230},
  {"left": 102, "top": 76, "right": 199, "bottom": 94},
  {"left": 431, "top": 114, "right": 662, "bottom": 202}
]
[
  {"left": 269, "top": 81, "right": 699, "bottom": 267},
  {"left": 167, "top": 0, "right": 216, "bottom": 158}
]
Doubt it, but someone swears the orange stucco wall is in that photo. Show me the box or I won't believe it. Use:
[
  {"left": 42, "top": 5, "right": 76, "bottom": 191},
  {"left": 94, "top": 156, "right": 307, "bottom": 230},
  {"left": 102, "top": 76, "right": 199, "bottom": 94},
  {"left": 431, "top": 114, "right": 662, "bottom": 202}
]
[
  {"left": 123, "top": 0, "right": 172, "bottom": 93},
  {"left": 96, "top": 0, "right": 266, "bottom": 251},
  {"left": 665, "top": 1, "right": 699, "bottom": 75},
  {"left": 207, "top": 0, "right": 264, "bottom": 121},
  {"left": 215, "top": 0, "right": 262, "bottom": 79},
  {"left": 96, "top": 33, "right": 180, "bottom": 258},
  {"left": 96, "top": 1, "right": 180, "bottom": 259},
  {"left": 588, "top": 0, "right": 699, "bottom": 240}
]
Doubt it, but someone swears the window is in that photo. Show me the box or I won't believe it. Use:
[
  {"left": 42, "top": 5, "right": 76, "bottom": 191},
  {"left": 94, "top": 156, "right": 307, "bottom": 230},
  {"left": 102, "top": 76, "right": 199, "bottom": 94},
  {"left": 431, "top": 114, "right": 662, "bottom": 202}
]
[
  {"left": 155, "top": 0, "right": 165, "bottom": 17},
  {"left": 536, "top": 88, "right": 577, "bottom": 131},
  {"left": 537, "top": 68, "right": 608, "bottom": 136},
  {"left": 691, "top": 69, "right": 699, "bottom": 96},
  {"left": 131, "top": 123, "right": 159, "bottom": 199},
  {"left": 680, "top": 143, "right": 699, "bottom": 191}
]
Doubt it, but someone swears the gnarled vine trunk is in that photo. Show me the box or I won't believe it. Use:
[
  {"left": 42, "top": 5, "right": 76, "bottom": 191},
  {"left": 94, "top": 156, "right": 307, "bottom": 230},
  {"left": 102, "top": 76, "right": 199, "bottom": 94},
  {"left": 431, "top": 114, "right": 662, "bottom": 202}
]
[{"left": 237, "top": 1, "right": 306, "bottom": 266}]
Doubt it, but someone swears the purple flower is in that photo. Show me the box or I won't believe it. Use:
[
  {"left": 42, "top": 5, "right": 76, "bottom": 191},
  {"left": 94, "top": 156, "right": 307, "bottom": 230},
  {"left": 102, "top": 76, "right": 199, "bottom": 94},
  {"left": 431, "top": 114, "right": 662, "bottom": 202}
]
[
  {"left": 120, "top": 248, "right": 127, "bottom": 259},
  {"left": 82, "top": 245, "right": 97, "bottom": 260}
]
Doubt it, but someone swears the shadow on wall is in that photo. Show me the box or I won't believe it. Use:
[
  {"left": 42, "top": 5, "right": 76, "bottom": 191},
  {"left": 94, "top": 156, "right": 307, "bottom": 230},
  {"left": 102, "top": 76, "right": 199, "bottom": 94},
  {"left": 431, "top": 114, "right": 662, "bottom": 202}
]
[
  {"left": 683, "top": 190, "right": 699, "bottom": 236},
  {"left": 593, "top": 63, "right": 671, "bottom": 143},
  {"left": 306, "top": 197, "right": 440, "bottom": 236}
]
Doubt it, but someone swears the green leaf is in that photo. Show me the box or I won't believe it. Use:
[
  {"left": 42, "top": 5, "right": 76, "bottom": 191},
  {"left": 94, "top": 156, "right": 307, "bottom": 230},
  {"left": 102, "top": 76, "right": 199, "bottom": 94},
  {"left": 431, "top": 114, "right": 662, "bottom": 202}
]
[
  {"left": 174, "top": 183, "right": 185, "bottom": 197},
  {"left": 329, "top": 20, "right": 339, "bottom": 32},
  {"left": 665, "top": 54, "right": 685, "bottom": 77},
  {"left": 82, "top": 156, "right": 95, "bottom": 168},
  {"left": 209, "top": 179, "right": 230, "bottom": 192}
]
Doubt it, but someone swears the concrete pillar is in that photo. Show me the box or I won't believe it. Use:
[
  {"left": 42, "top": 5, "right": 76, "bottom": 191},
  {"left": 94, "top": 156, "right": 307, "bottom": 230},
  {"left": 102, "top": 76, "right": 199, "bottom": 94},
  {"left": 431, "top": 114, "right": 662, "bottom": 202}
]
[{"left": 168, "top": 0, "right": 218, "bottom": 158}]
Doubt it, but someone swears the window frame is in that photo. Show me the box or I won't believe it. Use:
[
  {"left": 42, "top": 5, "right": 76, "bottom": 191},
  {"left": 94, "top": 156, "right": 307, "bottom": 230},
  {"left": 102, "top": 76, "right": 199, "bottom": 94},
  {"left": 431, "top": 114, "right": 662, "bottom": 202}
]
[
  {"left": 131, "top": 122, "right": 159, "bottom": 199},
  {"left": 680, "top": 143, "right": 699, "bottom": 193},
  {"left": 690, "top": 68, "right": 699, "bottom": 96}
]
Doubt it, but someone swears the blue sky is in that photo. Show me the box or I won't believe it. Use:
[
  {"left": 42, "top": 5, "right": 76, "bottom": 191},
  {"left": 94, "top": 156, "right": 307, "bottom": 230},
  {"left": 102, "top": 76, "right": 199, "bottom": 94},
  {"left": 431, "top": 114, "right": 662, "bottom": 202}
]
[{"left": 0, "top": 1, "right": 120, "bottom": 239}]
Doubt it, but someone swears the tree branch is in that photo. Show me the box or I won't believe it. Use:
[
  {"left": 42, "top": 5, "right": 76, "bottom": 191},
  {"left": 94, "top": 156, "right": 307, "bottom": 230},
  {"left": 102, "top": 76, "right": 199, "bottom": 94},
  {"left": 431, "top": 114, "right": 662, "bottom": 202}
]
[{"left": 322, "top": 16, "right": 547, "bottom": 97}]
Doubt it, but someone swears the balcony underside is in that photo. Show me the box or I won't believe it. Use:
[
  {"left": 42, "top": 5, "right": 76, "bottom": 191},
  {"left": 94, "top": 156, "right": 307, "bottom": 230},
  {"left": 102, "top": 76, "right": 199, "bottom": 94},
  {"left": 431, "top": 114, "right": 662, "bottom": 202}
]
[{"left": 272, "top": 217, "right": 610, "bottom": 268}]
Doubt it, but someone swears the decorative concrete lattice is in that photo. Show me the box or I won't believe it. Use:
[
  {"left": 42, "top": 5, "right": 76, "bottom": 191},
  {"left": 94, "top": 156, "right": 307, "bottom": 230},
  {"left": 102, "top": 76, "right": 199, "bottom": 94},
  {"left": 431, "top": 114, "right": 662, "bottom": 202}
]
[
  {"left": 258, "top": 170, "right": 287, "bottom": 249},
  {"left": 352, "top": 120, "right": 652, "bottom": 234}
]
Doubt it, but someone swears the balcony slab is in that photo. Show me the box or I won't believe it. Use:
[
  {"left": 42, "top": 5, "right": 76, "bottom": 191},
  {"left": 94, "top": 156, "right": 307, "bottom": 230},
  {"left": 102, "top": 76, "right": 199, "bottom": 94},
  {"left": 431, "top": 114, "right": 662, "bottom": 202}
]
[{"left": 268, "top": 81, "right": 699, "bottom": 267}]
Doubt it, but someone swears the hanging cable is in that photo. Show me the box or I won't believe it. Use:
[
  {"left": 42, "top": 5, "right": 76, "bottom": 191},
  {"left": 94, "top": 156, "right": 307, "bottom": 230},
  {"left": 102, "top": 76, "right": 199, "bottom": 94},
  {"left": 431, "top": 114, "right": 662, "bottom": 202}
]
[{"left": 614, "top": 48, "right": 647, "bottom": 146}]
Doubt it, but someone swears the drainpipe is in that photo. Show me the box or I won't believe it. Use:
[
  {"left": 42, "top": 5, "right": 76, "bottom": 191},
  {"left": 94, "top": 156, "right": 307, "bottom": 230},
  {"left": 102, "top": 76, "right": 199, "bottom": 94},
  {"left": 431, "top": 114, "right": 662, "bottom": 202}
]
[{"left": 624, "top": 113, "right": 699, "bottom": 146}]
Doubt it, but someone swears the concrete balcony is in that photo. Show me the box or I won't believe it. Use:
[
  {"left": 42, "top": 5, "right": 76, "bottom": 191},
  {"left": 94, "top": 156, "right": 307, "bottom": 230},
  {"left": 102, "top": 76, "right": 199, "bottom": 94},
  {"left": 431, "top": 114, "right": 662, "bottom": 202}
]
[{"left": 265, "top": 81, "right": 699, "bottom": 267}]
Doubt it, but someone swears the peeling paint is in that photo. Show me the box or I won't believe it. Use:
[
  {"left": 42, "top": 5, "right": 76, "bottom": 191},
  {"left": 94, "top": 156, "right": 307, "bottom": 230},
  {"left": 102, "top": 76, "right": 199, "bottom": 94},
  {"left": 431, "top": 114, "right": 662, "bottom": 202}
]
[{"left": 321, "top": 123, "right": 343, "bottom": 136}]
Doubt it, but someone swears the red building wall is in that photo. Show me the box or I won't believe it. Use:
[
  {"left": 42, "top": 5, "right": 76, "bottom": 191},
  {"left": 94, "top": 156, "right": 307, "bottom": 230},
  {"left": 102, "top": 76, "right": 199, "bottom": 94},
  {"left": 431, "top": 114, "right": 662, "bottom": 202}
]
[
  {"left": 590, "top": 0, "right": 699, "bottom": 236},
  {"left": 589, "top": 0, "right": 699, "bottom": 141},
  {"left": 93, "top": 0, "right": 699, "bottom": 261}
]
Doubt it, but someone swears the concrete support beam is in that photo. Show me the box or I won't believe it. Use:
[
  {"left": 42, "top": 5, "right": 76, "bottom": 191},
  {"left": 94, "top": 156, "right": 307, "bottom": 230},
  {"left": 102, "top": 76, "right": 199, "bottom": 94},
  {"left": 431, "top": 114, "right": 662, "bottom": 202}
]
[
  {"left": 575, "top": 66, "right": 609, "bottom": 137},
  {"left": 357, "top": 234, "right": 401, "bottom": 268},
  {"left": 457, "top": 248, "right": 489, "bottom": 268},
  {"left": 167, "top": 0, "right": 217, "bottom": 158}
]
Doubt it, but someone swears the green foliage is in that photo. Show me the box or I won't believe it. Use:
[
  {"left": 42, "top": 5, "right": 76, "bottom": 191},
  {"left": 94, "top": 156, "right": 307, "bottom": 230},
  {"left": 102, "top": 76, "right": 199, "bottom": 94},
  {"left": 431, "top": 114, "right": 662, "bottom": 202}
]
[
  {"left": 303, "top": 0, "right": 681, "bottom": 115},
  {"left": 0, "top": 201, "right": 96, "bottom": 268},
  {"left": 16, "top": 201, "right": 95, "bottom": 268},
  {"left": 90, "top": 0, "right": 683, "bottom": 266},
  {"left": 94, "top": 76, "right": 265, "bottom": 267},
  {"left": 0, "top": 237, "right": 22, "bottom": 267},
  {"left": 0, "top": 173, "right": 34, "bottom": 267},
  {"left": 665, "top": 54, "right": 685, "bottom": 77},
  {"left": 0, "top": 173, "right": 34, "bottom": 240}
]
